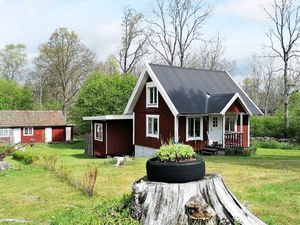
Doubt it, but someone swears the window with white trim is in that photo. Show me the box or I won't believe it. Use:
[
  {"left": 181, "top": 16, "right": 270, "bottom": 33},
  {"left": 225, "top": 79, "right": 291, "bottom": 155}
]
[
  {"left": 225, "top": 116, "right": 236, "bottom": 132},
  {"left": 23, "top": 127, "right": 33, "bottom": 136},
  {"left": 94, "top": 123, "right": 103, "bottom": 141},
  {"left": 0, "top": 129, "right": 11, "bottom": 137},
  {"left": 146, "top": 115, "right": 159, "bottom": 138},
  {"left": 186, "top": 117, "right": 203, "bottom": 141},
  {"left": 212, "top": 117, "right": 218, "bottom": 127},
  {"left": 146, "top": 82, "right": 158, "bottom": 107}
]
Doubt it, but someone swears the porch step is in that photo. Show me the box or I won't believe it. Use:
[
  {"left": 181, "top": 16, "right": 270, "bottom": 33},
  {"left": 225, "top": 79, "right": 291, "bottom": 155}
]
[{"left": 201, "top": 146, "right": 225, "bottom": 156}]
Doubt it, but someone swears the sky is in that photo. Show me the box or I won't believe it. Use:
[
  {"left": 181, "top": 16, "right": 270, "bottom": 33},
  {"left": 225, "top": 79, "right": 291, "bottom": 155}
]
[{"left": 0, "top": 0, "right": 272, "bottom": 76}]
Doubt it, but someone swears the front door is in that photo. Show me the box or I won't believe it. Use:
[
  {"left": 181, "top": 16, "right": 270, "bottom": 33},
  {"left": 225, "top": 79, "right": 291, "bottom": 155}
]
[
  {"left": 208, "top": 115, "right": 223, "bottom": 145},
  {"left": 45, "top": 128, "right": 52, "bottom": 143},
  {"left": 13, "top": 128, "right": 21, "bottom": 144}
]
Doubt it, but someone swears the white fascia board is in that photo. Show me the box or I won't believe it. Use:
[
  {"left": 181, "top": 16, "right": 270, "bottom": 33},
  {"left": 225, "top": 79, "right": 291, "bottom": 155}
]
[
  {"left": 123, "top": 67, "right": 148, "bottom": 114},
  {"left": 146, "top": 63, "right": 179, "bottom": 116},
  {"left": 83, "top": 115, "right": 133, "bottom": 121},
  {"left": 220, "top": 93, "right": 252, "bottom": 115},
  {"left": 225, "top": 71, "right": 264, "bottom": 115}
]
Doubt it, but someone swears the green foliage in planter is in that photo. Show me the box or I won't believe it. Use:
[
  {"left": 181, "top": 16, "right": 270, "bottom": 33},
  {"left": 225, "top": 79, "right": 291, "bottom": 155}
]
[
  {"left": 156, "top": 144, "right": 196, "bottom": 162},
  {"left": 50, "top": 195, "right": 138, "bottom": 225},
  {"left": 225, "top": 146, "right": 256, "bottom": 156}
]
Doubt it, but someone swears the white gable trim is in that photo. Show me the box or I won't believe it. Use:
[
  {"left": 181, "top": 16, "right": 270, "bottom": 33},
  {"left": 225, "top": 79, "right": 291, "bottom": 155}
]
[
  {"left": 220, "top": 93, "right": 252, "bottom": 115},
  {"left": 124, "top": 63, "right": 179, "bottom": 116},
  {"left": 225, "top": 71, "right": 264, "bottom": 115}
]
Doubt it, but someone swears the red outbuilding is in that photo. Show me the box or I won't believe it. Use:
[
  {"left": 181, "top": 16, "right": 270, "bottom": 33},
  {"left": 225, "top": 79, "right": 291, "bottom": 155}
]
[{"left": 0, "top": 110, "right": 73, "bottom": 145}]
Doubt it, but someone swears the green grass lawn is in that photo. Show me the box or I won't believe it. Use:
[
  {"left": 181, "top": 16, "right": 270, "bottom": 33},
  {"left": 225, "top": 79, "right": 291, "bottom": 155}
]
[{"left": 1, "top": 142, "right": 300, "bottom": 225}]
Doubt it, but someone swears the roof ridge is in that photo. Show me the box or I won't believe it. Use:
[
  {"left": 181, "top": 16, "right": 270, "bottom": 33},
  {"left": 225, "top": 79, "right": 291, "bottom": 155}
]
[{"left": 149, "top": 63, "right": 227, "bottom": 73}]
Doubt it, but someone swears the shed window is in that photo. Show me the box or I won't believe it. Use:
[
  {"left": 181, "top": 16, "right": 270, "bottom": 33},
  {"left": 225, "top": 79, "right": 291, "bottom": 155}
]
[
  {"left": 212, "top": 117, "right": 218, "bottom": 127},
  {"left": 0, "top": 129, "right": 11, "bottom": 137},
  {"left": 23, "top": 127, "right": 33, "bottom": 136},
  {"left": 146, "top": 115, "right": 159, "bottom": 138},
  {"left": 225, "top": 117, "right": 236, "bottom": 132},
  {"left": 186, "top": 117, "right": 203, "bottom": 141},
  {"left": 146, "top": 82, "right": 158, "bottom": 107},
  {"left": 94, "top": 123, "right": 103, "bottom": 141}
]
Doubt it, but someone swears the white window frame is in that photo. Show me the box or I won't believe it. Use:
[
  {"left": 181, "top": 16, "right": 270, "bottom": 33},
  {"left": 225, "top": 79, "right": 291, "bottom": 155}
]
[
  {"left": 0, "top": 129, "right": 11, "bottom": 137},
  {"left": 225, "top": 115, "right": 237, "bottom": 133},
  {"left": 146, "top": 115, "right": 159, "bottom": 139},
  {"left": 94, "top": 123, "right": 103, "bottom": 141},
  {"left": 23, "top": 127, "right": 34, "bottom": 136},
  {"left": 146, "top": 82, "right": 158, "bottom": 108},
  {"left": 186, "top": 117, "right": 203, "bottom": 141}
]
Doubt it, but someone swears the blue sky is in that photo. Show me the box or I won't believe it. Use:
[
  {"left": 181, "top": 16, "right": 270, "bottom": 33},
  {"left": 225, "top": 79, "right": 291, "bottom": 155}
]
[{"left": 0, "top": 0, "right": 271, "bottom": 76}]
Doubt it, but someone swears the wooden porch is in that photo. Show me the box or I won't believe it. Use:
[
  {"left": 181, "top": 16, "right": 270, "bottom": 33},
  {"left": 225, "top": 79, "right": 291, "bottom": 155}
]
[{"left": 224, "top": 132, "right": 244, "bottom": 147}]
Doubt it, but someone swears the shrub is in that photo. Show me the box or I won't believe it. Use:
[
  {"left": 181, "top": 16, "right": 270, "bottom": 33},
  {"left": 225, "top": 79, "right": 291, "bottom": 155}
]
[
  {"left": 225, "top": 146, "right": 256, "bottom": 156},
  {"left": 252, "top": 139, "right": 300, "bottom": 150},
  {"left": 12, "top": 150, "right": 39, "bottom": 164},
  {"left": 50, "top": 195, "right": 138, "bottom": 225},
  {"left": 0, "top": 145, "right": 13, "bottom": 159},
  {"left": 156, "top": 144, "right": 196, "bottom": 162}
]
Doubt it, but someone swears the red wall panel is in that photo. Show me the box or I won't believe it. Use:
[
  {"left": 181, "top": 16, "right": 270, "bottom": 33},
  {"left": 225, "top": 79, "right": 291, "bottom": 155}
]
[
  {"left": 21, "top": 127, "right": 44, "bottom": 144},
  {"left": 237, "top": 115, "right": 249, "bottom": 147},
  {"left": 134, "top": 79, "right": 174, "bottom": 149},
  {"left": 178, "top": 116, "right": 208, "bottom": 151},
  {"left": 228, "top": 100, "right": 246, "bottom": 113}
]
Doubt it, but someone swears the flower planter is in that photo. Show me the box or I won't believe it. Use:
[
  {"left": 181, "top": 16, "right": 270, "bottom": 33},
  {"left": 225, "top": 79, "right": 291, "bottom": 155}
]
[{"left": 146, "top": 157, "right": 205, "bottom": 183}]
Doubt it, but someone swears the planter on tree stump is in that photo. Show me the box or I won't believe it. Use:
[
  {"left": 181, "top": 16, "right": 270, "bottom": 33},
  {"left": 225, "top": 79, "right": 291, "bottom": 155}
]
[
  {"left": 131, "top": 173, "right": 266, "bottom": 225},
  {"left": 146, "top": 157, "right": 205, "bottom": 183}
]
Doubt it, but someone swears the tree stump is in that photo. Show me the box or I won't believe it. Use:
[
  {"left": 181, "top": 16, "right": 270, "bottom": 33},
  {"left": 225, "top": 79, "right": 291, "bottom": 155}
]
[{"left": 131, "top": 173, "right": 266, "bottom": 225}]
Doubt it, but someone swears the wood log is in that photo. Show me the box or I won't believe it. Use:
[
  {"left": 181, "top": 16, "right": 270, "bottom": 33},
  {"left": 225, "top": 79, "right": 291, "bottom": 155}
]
[{"left": 131, "top": 173, "right": 266, "bottom": 225}]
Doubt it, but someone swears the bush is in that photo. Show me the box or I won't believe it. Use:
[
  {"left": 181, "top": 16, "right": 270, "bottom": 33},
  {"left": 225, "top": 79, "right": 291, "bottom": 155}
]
[
  {"left": 252, "top": 139, "right": 300, "bottom": 150},
  {"left": 0, "top": 145, "right": 13, "bottom": 159},
  {"left": 225, "top": 146, "right": 256, "bottom": 156},
  {"left": 50, "top": 195, "right": 138, "bottom": 225},
  {"left": 12, "top": 150, "right": 39, "bottom": 164},
  {"left": 251, "top": 116, "right": 285, "bottom": 138},
  {"left": 156, "top": 144, "right": 196, "bottom": 162}
]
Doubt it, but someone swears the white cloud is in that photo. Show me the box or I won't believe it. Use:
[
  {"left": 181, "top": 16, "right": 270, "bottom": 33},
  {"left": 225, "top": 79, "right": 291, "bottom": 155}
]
[{"left": 215, "top": 0, "right": 271, "bottom": 21}]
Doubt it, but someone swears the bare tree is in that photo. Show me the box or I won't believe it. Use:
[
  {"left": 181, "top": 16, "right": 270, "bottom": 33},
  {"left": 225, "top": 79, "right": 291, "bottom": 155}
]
[
  {"left": 186, "top": 35, "right": 236, "bottom": 73},
  {"left": 264, "top": 0, "right": 300, "bottom": 134},
  {"left": 0, "top": 44, "right": 27, "bottom": 81},
  {"left": 34, "top": 28, "right": 96, "bottom": 114},
  {"left": 248, "top": 55, "right": 263, "bottom": 107},
  {"left": 116, "top": 7, "right": 147, "bottom": 74},
  {"left": 147, "top": 0, "right": 211, "bottom": 66},
  {"left": 97, "top": 55, "right": 120, "bottom": 75}
]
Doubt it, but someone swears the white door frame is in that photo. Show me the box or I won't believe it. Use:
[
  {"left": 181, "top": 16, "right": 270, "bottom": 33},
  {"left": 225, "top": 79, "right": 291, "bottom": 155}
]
[{"left": 208, "top": 115, "right": 223, "bottom": 145}]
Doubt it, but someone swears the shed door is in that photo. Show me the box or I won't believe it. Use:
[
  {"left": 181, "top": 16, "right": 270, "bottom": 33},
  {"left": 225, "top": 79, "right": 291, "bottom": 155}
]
[
  {"left": 13, "top": 128, "right": 21, "bottom": 144},
  {"left": 45, "top": 128, "right": 52, "bottom": 143},
  {"left": 66, "top": 127, "right": 71, "bottom": 141},
  {"left": 208, "top": 115, "right": 223, "bottom": 145}
]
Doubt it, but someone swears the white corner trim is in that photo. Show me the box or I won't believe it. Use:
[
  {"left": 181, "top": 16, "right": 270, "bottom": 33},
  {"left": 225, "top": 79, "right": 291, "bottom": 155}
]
[
  {"left": 174, "top": 115, "right": 179, "bottom": 143},
  {"left": 225, "top": 71, "right": 264, "bottom": 115},
  {"left": 185, "top": 116, "right": 203, "bottom": 142},
  {"left": 133, "top": 112, "right": 135, "bottom": 145},
  {"left": 220, "top": 93, "right": 252, "bottom": 115},
  {"left": 146, "top": 114, "right": 160, "bottom": 139},
  {"left": 105, "top": 122, "right": 108, "bottom": 155}
]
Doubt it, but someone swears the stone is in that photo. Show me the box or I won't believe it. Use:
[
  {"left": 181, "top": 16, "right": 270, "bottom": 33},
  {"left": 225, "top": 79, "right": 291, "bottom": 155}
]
[{"left": 0, "top": 161, "right": 10, "bottom": 170}]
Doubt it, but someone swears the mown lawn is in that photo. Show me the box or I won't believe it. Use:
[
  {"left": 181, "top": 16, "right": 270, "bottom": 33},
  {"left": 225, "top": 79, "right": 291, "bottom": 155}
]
[{"left": 1, "top": 142, "right": 300, "bottom": 225}]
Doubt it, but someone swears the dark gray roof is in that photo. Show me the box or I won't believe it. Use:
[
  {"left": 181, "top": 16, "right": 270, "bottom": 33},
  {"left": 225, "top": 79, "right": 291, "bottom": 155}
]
[
  {"left": 149, "top": 64, "right": 262, "bottom": 115},
  {"left": 207, "top": 93, "right": 236, "bottom": 114}
]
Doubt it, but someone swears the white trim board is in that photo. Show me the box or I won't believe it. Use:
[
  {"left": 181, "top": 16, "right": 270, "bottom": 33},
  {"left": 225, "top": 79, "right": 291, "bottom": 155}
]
[
  {"left": 83, "top": 115, "right": 133, "bottom": 121},
  {"left": 220, "top": 93, "right": 252, "bottom": 115}
]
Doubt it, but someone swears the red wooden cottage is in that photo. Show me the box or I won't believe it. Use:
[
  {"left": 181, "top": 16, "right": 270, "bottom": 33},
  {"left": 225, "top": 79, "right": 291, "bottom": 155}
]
[
  {"left": 0, "top": 110, "right": 73, "bottom": 145},
  {"left": 83, "top": 63, "right": 262, "bottom": 157}
]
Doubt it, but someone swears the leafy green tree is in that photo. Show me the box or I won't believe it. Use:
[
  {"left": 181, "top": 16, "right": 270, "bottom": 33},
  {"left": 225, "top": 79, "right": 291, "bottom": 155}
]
[
  {"left": 0, "top": 44, "right": 27, "bottom": 81},
  {"left": 0, "top": 79, "right": 33, "bottom": 109},
  {"left": 33, "top": 27, "right": 96, "bottom": 114},
  {"left": 70, "top": 71, "right": 137, "bottom": 132}
]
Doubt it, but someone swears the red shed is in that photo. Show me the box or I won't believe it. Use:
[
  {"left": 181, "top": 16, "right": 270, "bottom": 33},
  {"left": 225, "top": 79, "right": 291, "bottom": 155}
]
[
  {"left": 83, "top": 115, "right": 133, "bottom": 158},
  {"left": 0, "top": 110, "right": 73, "bottom": 145}
]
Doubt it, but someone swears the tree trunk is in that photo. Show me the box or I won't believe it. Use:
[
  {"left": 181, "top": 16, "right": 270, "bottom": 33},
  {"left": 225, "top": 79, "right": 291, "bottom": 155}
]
[
  {"left": 283, "top": 60, "right": 289, "bottom": 136},
  {"left": 131, "top": 173, "right": 266, "bottom": 225}
]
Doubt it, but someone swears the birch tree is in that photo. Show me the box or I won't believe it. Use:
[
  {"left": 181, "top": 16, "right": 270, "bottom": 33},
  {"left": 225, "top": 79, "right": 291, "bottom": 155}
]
[{"left": 264, "top": 0, "right": 300, "bottom": 134}]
